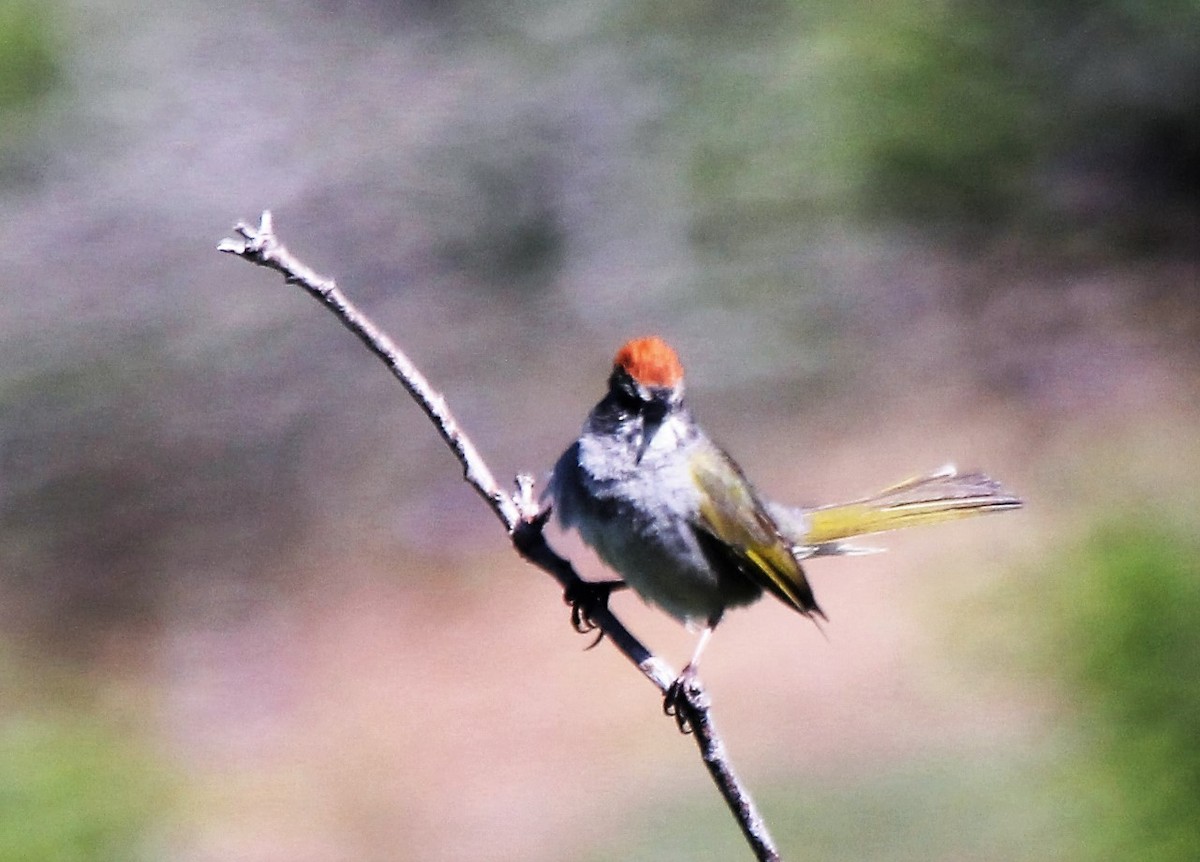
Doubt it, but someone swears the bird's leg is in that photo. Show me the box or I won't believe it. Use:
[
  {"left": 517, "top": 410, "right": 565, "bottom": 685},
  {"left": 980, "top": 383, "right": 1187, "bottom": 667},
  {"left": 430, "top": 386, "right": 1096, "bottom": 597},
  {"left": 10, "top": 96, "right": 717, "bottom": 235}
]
[
  {"left": 511, "top": 501, "right": 625, "bottom": 645},
  {"left": 664, "top": 623, "right": 716, "bottom": 733},
  {"left": 564, "top": 579, "right": 628, "bottom": 647}
]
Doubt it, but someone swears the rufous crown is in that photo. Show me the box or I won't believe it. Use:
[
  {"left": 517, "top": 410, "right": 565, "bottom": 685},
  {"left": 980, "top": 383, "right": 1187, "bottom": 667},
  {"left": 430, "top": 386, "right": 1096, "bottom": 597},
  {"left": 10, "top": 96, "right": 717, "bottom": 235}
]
[{"left": 613, "top": 336, "right": 684, "bottom": 388}]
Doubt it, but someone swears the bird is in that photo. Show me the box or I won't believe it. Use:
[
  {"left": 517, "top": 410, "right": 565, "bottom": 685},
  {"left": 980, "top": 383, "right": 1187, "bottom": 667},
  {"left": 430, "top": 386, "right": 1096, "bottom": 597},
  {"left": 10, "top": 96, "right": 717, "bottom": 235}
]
[{"left": 547, "top": 336, "right": 1022, "bottom": 692}]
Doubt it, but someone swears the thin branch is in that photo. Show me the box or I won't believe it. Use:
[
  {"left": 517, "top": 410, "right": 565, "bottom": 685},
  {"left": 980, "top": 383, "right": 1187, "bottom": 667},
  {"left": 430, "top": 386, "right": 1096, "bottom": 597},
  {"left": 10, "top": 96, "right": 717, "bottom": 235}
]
[
  {"left": 219, "top": 212, "right": 518, "bottom": 532},
  {"left": 676, "top": 677, "right": 781, "bottom": 861},
  {"left": 220, "top": 210, "right": 782, "bottom": 862}
]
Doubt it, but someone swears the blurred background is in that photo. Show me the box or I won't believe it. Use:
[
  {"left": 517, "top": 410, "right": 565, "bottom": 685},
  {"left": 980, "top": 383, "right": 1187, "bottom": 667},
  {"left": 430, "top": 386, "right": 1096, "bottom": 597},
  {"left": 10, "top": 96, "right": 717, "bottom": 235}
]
[{"left": 2, "top": 0, "right": 1199, "bottom": 859}]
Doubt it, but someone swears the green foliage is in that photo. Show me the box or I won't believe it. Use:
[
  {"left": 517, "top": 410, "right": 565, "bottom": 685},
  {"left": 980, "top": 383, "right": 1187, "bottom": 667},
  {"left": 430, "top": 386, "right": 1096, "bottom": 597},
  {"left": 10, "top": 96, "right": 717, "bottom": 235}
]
[
  {"left": 0, "top": 0, "right": 62, "bottom": 179},
  {"left": 651, "top": 0, "right": 1200, "bottom": 248},
  {"left": 593, "top": 519, "right": 1200, "bottom": 862},
  {"left": 835, "top": 2, "right": 1044, "bottom": 225},
  {"left": 588, "top": 752, "right": 1066, "bottom": 862},
  {"left": 1044, "top": 520, "right": 1200, "bottom": 861},
  {"left": 0, "top": 0, "right": 60, "bottom": 113},
  {"left": 0, "top": 656, "right": 172, "bottom": 862},
  {"left": 840, "top": 0, "right": 1200, "bottom": 242},
  {"left": 0, "top": 719, "right": 164, "bottom": 862}
]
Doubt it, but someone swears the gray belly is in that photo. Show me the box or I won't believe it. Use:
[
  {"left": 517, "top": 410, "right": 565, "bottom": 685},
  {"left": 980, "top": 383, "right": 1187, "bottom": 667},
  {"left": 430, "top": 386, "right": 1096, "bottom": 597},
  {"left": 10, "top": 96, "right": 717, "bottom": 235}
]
[
  {"left": 576, "top": 505, "right": 761, "bottom": 624},
  {"left": 551, "top": 441, "right": 762, "bottom": 624}
]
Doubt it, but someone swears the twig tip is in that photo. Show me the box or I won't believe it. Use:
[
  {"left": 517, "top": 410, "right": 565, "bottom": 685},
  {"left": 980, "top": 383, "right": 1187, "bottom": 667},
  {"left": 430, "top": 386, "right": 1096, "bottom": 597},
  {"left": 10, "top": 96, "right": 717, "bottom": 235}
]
[{"left": 513, "top": 473, "right": 547, "bottom": 524}]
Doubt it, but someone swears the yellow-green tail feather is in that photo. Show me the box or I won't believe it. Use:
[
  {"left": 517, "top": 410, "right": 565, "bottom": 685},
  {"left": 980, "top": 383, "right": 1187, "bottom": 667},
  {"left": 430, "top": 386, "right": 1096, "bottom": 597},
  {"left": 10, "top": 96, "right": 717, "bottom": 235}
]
[{"left": 803, "top": 466, "right": 1022, "bottom": 546}]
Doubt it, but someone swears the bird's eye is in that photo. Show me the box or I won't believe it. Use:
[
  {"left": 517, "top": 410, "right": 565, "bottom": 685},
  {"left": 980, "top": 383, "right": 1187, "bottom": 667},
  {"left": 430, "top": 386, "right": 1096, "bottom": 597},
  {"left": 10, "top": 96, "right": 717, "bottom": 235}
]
[
  {"left": 614, "top": 388, "right": 643, "bottom": 416},
  {"left": 608, "top": 371, "right": 646, "bottom": 415}
]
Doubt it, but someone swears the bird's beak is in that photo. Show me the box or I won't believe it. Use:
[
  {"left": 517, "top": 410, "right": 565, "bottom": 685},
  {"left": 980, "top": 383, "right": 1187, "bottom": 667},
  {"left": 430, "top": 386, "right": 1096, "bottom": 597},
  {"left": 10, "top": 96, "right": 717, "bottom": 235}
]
[{"left": 635, "top": 402, "right": 667, "bottom": 464}]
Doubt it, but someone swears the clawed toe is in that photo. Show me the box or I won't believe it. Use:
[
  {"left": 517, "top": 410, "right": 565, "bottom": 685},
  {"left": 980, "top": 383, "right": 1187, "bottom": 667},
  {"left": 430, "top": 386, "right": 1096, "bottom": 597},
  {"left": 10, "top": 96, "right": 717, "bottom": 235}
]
[
  {"left": 663, "top": 665, "right": 703, "bottom": 734},
  {"left": 564, "top": 579, "right": 627, "bottom": 645}
]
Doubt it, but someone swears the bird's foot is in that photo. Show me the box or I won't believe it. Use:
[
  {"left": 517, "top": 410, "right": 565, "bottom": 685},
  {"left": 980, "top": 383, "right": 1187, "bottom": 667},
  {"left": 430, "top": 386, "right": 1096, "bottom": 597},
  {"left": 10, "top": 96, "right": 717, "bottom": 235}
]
[
  {"left": 563, "top": 579, "right": 628, "bottom": 647},
  {"left": 663, "top": 664, "right": 706, "bottom": 735}
]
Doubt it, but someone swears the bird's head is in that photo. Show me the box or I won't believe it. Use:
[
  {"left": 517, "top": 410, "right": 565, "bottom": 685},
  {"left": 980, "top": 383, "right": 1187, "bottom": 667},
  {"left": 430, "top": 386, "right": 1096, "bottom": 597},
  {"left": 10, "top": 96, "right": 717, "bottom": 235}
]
[{"left": 605, "top": 336, "right": 687, "bottom": 461}]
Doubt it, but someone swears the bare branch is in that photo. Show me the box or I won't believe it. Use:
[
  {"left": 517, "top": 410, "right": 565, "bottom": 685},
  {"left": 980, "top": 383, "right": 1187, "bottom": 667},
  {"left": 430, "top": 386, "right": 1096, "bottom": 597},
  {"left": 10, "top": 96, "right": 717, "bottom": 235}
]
[
  {"left": 674, "top": 678, "right": 781, "bottom": 861},
  {"left": 220, "top": 211, "right": 520, "bottom": 532},
  {"left": 220, "top": 211, "right": 783, "bottom": 862}
]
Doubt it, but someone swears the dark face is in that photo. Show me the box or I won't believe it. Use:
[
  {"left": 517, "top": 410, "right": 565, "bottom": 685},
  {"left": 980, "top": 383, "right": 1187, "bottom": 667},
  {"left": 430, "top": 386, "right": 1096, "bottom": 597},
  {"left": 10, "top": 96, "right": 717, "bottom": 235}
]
[{"left": 600, "top": 366, "right": 682, "bottom": 462}]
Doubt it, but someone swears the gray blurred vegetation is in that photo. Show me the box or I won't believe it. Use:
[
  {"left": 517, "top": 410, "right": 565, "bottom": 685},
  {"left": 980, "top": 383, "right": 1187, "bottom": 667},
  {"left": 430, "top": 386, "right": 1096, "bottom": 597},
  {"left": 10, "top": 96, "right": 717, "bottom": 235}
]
[
  {"left": 1, "top": 0, "right": 1199, "bottom": 858},
  {"left": 2, "top": 0, "right": 1198, "bottom": 640},
  {"left": 1, "top": 0, "right": 1195, "bottom": 641}
]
